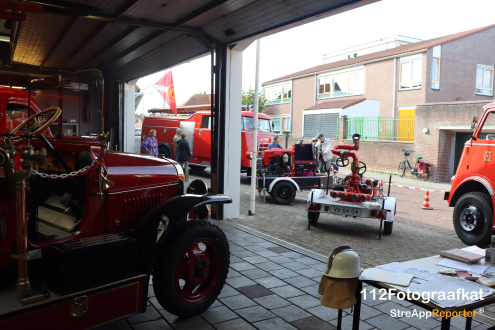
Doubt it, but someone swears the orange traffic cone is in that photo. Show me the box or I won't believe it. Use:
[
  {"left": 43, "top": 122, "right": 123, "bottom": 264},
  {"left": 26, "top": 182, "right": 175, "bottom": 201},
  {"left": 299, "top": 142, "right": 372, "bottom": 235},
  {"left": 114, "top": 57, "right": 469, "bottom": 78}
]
[{"left": 421, "top": 191, "right": 433, "bottom": 210}]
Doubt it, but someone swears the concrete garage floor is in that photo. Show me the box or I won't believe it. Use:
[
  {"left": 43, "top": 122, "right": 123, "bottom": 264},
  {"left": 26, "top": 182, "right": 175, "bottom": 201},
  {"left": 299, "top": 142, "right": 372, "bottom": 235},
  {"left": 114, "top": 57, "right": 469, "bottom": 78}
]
[{"left": 97, "top": 219, "right": 492, "bottom": 330}]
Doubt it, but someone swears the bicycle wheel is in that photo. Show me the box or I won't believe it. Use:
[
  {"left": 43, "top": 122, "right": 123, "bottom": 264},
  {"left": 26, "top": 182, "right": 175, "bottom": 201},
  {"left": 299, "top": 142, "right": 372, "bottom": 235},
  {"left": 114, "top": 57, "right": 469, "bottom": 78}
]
[
  {"left": 416, "top": 166, "right": 430, "bottom": 181},
  {"left": 398, "top": 161, "right": 406, "bottom": 177}
]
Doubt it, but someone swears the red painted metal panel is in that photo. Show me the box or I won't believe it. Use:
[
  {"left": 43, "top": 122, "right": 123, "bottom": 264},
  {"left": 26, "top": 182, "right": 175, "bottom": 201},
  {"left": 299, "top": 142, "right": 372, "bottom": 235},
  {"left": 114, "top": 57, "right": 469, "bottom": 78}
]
[{"left": 0, "top": 280, "right": 144, "bottom": 330}]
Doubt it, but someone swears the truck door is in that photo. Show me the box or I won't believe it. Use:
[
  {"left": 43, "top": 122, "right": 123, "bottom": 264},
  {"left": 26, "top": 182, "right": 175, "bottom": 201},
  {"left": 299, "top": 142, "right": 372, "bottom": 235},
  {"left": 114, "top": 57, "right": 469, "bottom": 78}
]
[
  {"left": 469, "top": 112, "right": 495, "bottom": 176},
  {"left": 193, "top": 115, "right": 212, "bottom": 161},
  {"left": 179, "top": 121, "right": 196, "bottom": 154}
]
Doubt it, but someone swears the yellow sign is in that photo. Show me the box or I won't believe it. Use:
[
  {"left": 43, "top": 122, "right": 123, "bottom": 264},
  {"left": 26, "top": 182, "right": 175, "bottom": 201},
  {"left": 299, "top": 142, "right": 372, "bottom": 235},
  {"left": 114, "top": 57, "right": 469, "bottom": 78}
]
[{"left": 485, "top": 151, "right": 492, "bottom": 162}]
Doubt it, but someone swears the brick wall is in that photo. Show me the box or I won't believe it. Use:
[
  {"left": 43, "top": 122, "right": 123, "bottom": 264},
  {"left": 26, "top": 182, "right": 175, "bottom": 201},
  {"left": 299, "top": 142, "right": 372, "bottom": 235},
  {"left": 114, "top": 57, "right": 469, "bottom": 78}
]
[
  {"left": 264, "top": 103, "right": 290, "bottom": 116},
  {"left": 415, "top": 100, "right": 494, "bottom": 182},
  {"left": 425, "top": 27, "right": 495, "bottom": 103},
  {"left": 364, "top": 59, "right": 395, "bottom": 116},
  {"left": 292, "top": 76, "right": 316, "bottom": 136}
]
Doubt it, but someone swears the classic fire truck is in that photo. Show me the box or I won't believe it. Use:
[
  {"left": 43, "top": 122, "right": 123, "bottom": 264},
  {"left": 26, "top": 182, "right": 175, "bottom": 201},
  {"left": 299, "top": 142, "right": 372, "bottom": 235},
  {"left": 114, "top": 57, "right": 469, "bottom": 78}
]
[
  {"left": 447, "top": 102, "right": 495, "bottom": 247},
  {"left": 141, "top": 110, "right": 275, "bottom": 173},
  {"left": 0, "top": 71, "right": 231, "bottom": 329}
]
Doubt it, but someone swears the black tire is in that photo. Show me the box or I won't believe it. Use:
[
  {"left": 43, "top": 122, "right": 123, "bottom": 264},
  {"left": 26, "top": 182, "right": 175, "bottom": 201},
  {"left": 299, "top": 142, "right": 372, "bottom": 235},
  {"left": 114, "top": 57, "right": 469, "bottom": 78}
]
[
  {"left": 158, "top": 144, "right": 173, "bottom": 159},
  {"left": 246, "top": 167, "right": 252, "bottom": 177},
  {"left": 416, "top": 166, "right": 430, "bottom": 181},
  {"left": 398, "top": 161, "right": 406, "bottom": 177},
  {"left": 308, "top": 211, "right": 320, "bottom": 224},
  {"left": 189, "top": 164, "right": 206, "bottom": 171},
  {"left": 271, "top": 181, "right": 296, "bottom": 205},
  {"left": 153, "top": 221, "right": 230, "bottom": 317},
  {"left": 384, "top": 221, "right": 393, "bottom": 235},
  {"left": 453, "top": 192, "right": 493, "bottom": 247}
]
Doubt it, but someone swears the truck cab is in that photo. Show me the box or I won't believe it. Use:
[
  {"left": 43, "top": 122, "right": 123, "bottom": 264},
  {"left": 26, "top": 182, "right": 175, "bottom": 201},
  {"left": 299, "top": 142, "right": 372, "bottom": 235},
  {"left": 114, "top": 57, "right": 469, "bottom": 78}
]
[
  {"left": 141, "top": 110, "right": 274, "bottom": 172},
  {"left": 447, "top": 102, "right": 495, "bottom": 247}
]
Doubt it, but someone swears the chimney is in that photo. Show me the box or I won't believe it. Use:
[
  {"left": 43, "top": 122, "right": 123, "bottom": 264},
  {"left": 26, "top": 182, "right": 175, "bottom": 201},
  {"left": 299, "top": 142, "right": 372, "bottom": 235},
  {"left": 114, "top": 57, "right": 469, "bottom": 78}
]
[
  {"left": 347, "top": 55, "right": 350, "bottom": 60},
  {"left": 354, "top": 53, "right": 357, "bottom": 58}
]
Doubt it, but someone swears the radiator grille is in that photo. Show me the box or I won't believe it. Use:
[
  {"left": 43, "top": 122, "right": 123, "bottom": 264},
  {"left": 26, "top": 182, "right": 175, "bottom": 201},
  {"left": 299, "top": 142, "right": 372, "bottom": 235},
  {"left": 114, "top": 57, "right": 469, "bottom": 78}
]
[{"left": 123, "top": 194, "right": 162, "bottom": 226}]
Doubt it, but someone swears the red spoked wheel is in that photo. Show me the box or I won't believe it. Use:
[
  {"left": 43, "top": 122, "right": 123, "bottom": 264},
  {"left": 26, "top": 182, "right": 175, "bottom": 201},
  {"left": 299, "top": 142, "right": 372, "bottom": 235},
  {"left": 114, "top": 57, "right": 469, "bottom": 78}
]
[
  {"left": 176, "top": 239, "right": 222, "bottom": 302},
  {"left": 153, "top": 221, "right": 229, "bottom": 317}
]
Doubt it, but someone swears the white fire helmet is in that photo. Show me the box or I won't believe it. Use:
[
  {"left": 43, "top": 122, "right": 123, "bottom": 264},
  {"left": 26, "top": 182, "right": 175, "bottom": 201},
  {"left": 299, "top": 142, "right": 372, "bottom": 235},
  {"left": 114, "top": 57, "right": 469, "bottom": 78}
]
[{"left": 322, "top": 245, "right": 361, "bottom": 278}]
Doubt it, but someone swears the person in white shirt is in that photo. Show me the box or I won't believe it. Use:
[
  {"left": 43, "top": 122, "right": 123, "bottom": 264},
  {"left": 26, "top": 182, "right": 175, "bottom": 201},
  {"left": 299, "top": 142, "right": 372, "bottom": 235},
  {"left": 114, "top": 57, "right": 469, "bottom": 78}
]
[{"left": 316, "top": 133, "right": 332, "bottom": 173}]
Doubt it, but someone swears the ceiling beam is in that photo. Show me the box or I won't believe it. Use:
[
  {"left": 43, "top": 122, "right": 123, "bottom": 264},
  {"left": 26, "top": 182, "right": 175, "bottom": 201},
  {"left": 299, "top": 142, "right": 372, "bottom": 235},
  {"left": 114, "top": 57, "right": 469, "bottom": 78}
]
[
  {"left": 75, "top": 26, "right": 138, "bottom": 71},
  {"left": 172, "top": 0, "right": 228, "bottom": 27},
  {"left": 39, "top": 17, "right": 77, "bottom": 69},
  {"left": 98, "top": 30, "right": 163, "bottom": 69},
  {"left": 96, "top": 0, "right": 224, "bottom": 71},
  {"left": 57, "top": 0, "right": 138, "bottom": 70}
]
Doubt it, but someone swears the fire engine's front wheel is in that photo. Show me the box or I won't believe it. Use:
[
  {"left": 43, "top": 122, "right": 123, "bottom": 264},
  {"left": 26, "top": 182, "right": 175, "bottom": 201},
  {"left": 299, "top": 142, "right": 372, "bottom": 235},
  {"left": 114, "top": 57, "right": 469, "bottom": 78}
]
[
  {"left": 271, "top": 181, "right": 296, "bottom": 205},
  {"left": 453, "top": 192, "right": 493, "bottom": 247},
  {"left": 153, "top": 221, "right": 230, "bottom": 317}
]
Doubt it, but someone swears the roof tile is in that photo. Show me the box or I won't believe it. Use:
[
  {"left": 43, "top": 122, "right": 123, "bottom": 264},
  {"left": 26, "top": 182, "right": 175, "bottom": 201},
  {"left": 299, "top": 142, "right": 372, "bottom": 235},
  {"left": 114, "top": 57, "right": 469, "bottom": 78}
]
[{"left": 305, "top": 98, "right": 366, "bottom": 110}]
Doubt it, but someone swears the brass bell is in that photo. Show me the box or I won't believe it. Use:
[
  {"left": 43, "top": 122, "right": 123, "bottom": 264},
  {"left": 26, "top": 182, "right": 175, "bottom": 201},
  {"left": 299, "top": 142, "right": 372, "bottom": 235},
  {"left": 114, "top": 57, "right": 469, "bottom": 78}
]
[{"left": 101, "top": 174, "right": 115, "bottom": 190}]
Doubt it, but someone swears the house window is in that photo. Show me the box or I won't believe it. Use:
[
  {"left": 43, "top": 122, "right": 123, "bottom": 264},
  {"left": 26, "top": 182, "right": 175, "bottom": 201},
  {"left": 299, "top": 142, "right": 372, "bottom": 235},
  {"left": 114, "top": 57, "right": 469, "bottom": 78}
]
[
  {"left": 264, "top": 82, "right": 292, "bottom": 105},
  {"left": 476, "top": 64, "right": 494, "bottom": 96},
  {"left": 400, "top": 55, "right": 422, "bottom": 90},
  {"left": 318, "top": 77, "right": 332, "bottom": 94},
  {"left": 282, "top": 116, "right": 291, "bottom": 131},
  {"left": 431, "top": 46, "right": 441, "bottom": 89},
  {"left": 317, "top": 68, "right": 364, "bottom": 99},
  {"left": 270, "top": 115, "right": 290, "bottom": 133}
]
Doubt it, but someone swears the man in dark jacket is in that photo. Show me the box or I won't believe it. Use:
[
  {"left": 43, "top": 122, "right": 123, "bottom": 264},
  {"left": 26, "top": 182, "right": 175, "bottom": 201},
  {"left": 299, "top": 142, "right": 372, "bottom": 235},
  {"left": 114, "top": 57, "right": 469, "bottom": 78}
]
[{"left": 177, "top": 134, "right": 191, "bottom": 181}]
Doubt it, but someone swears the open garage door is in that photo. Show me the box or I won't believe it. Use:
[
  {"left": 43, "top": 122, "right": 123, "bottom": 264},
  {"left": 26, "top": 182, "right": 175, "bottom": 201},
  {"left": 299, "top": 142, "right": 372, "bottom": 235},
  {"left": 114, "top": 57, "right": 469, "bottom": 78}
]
[{"left": 0, "top": 0, "right": 378, "bottom": 219}]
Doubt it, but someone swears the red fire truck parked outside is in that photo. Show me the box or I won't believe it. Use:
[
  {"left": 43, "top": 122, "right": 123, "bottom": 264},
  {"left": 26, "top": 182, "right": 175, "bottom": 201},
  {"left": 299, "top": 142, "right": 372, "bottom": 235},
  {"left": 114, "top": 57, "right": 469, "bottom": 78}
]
[
  {"left": 141, "top": 110, "right": 275, "bottom": 174},
  {"left": 447, "top": 102, "right": 495, "bottom": 247}
]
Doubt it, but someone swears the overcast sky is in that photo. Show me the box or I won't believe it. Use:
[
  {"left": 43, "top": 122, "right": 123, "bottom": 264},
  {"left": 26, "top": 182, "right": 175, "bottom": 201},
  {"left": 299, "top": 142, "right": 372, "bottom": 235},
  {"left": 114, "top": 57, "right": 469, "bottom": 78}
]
[{"left": 136, "top": 0, "right": 495, "bottom": 115}]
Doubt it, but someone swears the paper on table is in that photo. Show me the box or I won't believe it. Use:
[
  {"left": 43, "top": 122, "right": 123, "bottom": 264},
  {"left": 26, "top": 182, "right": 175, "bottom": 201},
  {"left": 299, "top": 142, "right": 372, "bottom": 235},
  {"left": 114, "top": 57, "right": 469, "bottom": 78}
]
[
  {"left": 463, "top": 245, "right": 486, "bottom": 256},
  {"left": 436, "top": 258, "right": 489, "bottom": 274},
  {"left": 359, "top": 268, "right": 413, "bottom": 286},
  {"left": 411, "top": 277, "right": 494, "bottom": 308},
  {"left": 377, "top": 262, "right": 443, "bottom": 281}
]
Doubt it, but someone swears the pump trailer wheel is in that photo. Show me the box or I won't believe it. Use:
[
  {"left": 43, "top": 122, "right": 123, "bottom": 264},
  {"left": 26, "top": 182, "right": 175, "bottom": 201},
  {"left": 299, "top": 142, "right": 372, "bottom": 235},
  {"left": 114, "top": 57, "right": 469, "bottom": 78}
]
[
  {"left": 153, "top": 221, "right": 230, "bottom": 317},
  {"left": 453, "top": 192, "right": 493, "bottom": 247},
  {"left": 270, "top": 181, "right": 296, "bottom": 205}
]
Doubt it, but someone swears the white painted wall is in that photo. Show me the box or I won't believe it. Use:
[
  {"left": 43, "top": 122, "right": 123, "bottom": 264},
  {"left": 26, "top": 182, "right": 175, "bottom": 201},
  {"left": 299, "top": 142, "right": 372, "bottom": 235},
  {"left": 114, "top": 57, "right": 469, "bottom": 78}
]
[
  {"left": 222, "top": 47, "right": 243, "bottom": 219},
  {"left": 124, "top": 79, "right": 138, "bottom": 153},
  {"left": 342, "top": 99, "right": 380, "bottom": 117}
]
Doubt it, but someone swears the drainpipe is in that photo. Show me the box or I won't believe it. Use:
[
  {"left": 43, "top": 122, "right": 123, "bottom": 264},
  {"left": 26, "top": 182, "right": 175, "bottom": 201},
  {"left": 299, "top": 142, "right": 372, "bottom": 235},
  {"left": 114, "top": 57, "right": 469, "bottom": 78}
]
[
  {"left": 290, "top": 79, "right": 293, "bottom": 137},
  {"left": 392, "top": 57, "right": 397, "bottom": 118}
]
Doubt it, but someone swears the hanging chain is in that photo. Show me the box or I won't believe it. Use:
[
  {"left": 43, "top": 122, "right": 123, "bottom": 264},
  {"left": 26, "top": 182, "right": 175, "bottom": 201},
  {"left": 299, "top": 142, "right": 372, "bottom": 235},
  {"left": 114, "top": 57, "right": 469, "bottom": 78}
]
[{"left": 32, "top": 157, "right": 105, "bottom": 179}]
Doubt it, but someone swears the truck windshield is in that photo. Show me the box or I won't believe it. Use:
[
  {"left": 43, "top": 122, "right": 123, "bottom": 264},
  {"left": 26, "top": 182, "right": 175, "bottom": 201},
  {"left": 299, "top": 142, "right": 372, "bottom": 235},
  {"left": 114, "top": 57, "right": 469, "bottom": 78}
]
[
  {"left": 6, "top": 103, "right": 28, "bottom": 133},
  {"left": 242, "top": 116, "right": 273, "bottom": 133}
]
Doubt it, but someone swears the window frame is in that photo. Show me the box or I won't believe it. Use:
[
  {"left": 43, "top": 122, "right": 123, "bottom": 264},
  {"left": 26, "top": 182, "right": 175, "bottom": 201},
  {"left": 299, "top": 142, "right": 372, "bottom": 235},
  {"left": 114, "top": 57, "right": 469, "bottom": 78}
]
[
  {"left": 316, "top": 67, "right": 364, "bottom": 100},
  {"left": 399, "top": 55, "right": 422, "bottom": 90},
  {"left": 269, "top": 114, "right": 290, "bottom": 134},
  {"left": 476, "top": 64, "right": 494, "bottom": 96},
  {"left": 264, "top": 81, "right": 292, "bottom": 105}
]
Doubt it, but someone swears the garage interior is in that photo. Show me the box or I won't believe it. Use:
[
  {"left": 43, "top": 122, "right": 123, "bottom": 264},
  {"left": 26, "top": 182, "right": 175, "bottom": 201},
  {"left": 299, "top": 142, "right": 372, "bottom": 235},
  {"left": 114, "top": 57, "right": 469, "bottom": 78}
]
[{"left": 0, "top": 0, "right": 378, "bottom": 219}]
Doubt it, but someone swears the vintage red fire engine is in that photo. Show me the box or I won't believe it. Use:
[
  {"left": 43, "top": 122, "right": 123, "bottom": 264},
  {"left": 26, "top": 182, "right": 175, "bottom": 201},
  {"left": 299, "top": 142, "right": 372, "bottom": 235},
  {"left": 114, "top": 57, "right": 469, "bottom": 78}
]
[
  {"left": 141, "top": 110, "right": 275, "bottom": 173},
  {"left": 447, "top": 102, "right": 495, "bottom": 247},
  {"left": 0, "top": 71, "right": 231, "bottom": 329},
  {"left": 305, "top": 134, "right": 397, "bottom": 235}
]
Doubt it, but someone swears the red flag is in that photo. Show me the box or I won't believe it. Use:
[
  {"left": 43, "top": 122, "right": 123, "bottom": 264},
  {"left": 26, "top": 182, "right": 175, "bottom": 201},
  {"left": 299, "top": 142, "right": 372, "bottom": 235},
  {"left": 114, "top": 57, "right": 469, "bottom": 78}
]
[{"left": 153, "top": 70, "right": 177, "bottom": 115}]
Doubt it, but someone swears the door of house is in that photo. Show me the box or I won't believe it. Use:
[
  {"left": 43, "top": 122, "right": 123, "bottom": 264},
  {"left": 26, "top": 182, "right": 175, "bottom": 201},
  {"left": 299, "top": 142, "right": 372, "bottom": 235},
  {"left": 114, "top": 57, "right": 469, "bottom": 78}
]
[
  {"left": 398, "top": 109, "right": 415, "bottom": 141},
  {"left": 453, "top": 132, "right": 473, "bottom": 175}
]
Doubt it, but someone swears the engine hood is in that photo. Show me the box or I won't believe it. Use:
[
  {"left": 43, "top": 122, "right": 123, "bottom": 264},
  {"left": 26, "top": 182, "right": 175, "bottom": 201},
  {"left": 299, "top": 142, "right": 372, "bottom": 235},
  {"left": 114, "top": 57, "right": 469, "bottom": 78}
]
[{"left": 102, "top": 151, "right": 178, "bottom": 193}]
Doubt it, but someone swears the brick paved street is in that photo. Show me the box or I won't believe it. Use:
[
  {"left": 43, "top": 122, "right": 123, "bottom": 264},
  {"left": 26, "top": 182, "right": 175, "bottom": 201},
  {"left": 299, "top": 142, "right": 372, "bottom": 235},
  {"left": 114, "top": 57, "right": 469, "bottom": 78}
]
[{"left": 96, "top": 220, "right": 492, "bottom": 330}]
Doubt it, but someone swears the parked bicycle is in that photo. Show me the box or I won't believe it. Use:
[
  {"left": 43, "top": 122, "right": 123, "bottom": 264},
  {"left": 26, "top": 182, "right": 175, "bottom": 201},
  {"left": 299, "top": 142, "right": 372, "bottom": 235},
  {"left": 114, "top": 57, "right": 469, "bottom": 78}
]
[{"left": 398, "top": 149, "right": 432, "bottom": 181}]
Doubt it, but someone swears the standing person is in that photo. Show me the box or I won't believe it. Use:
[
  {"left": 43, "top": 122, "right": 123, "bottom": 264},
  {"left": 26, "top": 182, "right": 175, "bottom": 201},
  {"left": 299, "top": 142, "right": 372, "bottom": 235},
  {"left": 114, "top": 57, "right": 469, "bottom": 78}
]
[
  {"left": 173, "top": 128, "right": 183, "bottom": 160},
  {"left": 267, "top": 136, "right": 283, "bottom": 150},
  {"left": 177, "top": 134, "right": 191, "bottom": 182},
  {"left": 317, "top": 133, "right": 332, "bottom": 173},
  {"left": 311, "top": 137, "right": 320, "bottom": 172},
  {"left": 141, "top": 129, "right": 158, "bottom": 157}
]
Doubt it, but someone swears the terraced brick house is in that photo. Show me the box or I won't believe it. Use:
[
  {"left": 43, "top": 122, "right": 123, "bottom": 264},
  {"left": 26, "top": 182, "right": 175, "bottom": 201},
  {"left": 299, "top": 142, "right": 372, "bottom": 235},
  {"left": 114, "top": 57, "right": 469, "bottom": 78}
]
[{"left": 262, "top": 24, "right": 495, "bottom": 143}]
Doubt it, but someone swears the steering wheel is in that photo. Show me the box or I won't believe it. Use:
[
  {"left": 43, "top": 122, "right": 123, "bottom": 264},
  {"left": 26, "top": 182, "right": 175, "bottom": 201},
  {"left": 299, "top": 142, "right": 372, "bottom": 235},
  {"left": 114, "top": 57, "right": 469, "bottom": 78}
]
[
  {"left": 11, "top": 107, "right": 61, "bottom": 145},
  {"left": 486, "top": 134, "right": 495, "bottom": 141},
  {"left": 336, "top": 157, "right": 349, "bottom": 167},
  {"left": 358, "top": 161, "right": 367, "bottom": 175}
]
